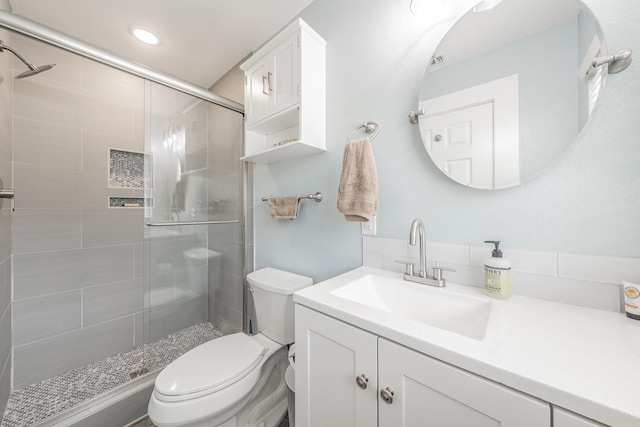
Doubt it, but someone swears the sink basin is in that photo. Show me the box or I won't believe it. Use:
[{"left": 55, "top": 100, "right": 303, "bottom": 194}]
[{"left": 331, "top": 274, "right": 491, "bottom": 340}]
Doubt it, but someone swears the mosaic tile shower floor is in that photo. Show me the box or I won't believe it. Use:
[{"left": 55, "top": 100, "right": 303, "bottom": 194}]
[{"left": 1, "top": 323, "right": 223, "bottom": 427}]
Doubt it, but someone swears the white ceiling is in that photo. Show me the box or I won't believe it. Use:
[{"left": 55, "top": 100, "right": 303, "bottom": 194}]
[{"left": 9, "top": 0, "right": 314, "bottom": 88}]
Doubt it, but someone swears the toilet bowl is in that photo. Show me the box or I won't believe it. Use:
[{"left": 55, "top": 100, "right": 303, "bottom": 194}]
[{"left": 148, "top": 268, "right": 312, "bottom": 427}]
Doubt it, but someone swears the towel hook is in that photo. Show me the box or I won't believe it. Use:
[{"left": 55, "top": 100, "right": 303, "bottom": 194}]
[{"left": 347, "top": 121, "right": 379, "bottom": 142}]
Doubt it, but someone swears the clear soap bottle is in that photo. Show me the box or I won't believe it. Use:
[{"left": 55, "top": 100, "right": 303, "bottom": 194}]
[{"left": 484, "top": 240, "right": 511, "bottom": 299}]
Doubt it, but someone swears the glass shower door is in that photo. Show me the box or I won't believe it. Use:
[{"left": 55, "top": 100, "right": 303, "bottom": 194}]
[{"left": 142, "top": 81, "right": 244, "bottom": 373}]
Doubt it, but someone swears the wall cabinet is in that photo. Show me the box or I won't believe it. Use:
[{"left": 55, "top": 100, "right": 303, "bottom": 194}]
[
  {"left": 240, "top": 19, "right": 326, "bottom": 164},
  {"left": 295, "top": 305, "right": 550, "bottom": 427}
]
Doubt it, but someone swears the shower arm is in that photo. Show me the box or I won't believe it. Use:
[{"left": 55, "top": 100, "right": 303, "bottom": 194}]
[{"left": 0, "top": 40, "right": 38, "bottom": 71}]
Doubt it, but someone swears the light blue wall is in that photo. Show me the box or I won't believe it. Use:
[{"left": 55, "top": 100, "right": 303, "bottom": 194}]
[{"left": 254, "top": 0, "right": 640, "bottom": 283}]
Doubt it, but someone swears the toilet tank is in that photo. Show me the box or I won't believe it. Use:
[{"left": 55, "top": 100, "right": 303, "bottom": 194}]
[{"left": 247, "top": 268, "right": 313, "bottom": 345}]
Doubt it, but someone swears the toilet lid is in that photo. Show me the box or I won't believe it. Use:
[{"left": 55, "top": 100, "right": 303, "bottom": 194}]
[{"left": 155, "top": 333, "right": 266, "bottom": 397}]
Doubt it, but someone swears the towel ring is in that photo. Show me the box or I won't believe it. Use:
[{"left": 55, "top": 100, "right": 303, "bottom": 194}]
[{"left": 347, "top": 121, "right": 379, "bottom": 142}]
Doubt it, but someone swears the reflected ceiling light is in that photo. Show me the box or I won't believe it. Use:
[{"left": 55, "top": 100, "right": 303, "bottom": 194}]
[
  {"left": 473, "top": 0, "right": 504, "bottom": 12},
  {"left": 410, "top": 0, "right": 448, "bottom": 16},
  {"left": 130, "top": 26, "right": 160, "bottom": 45}
]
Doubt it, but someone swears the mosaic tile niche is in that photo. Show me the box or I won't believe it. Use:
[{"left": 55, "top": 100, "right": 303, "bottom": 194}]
[{"left": 109, "top": 149, "right": 153, "bottom": 189}]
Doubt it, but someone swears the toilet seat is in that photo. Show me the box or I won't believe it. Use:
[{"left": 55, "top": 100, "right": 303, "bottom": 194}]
[{"left": 154, "top": 333, "right": 266, "bottom": 402}]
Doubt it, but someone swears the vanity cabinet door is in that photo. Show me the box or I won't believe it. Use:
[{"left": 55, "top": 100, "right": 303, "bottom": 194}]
[
  {"left": 378, "top": 338, "right": 551, "bottom": 427},
  {"left": 295, "top": 305, "right": 378, "bottom": 427},
  {"left": 553, "top": 407, "right": 607, "bottom": 427}
]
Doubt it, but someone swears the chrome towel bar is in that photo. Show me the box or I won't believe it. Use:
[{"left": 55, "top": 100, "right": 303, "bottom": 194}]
[
  {"left": 146, "top": 220, "right": 238, "bottom": 227},
  {"left": 261, "top": 192, "right": 323, "bottom": 203}
]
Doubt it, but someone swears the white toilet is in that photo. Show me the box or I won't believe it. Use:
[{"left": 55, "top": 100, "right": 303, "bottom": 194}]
[{"left": 148, "top": 267, "right": 312, "bottom": 427}]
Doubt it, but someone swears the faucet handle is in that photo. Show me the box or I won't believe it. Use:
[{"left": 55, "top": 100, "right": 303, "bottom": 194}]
[
  {"left": 395, "top": 260, "right": 415, "bottom": 276},
  {"left": 432, "top": 266, "right": 456, "bottom": 281}
]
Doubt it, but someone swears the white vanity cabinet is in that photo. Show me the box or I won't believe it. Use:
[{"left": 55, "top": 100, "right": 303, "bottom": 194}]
[
  {"left": 240, "top": 18, "right": 326, "bottom": 164},
  {"left": 378, "top": 338, "right": 550, "bottom": 427},
  {"left": 553, "top": 408, "right": 607, "bottom": 427},
  {"left": 295, "top": 305, "right": 551, "bottom": 427},
  {"left": 295, "top": 304, "right": 378, "bottom": 427}
]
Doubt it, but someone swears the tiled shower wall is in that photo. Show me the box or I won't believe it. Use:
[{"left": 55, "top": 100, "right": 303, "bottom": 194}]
[
  {"left": 8, "top": 34, "right": 243, "bottom": 390},
  {"left": 0, "top": 12, "right": 13, "bottom": 415},
  {"left": 10, "top": 35, "right": 148, "bottom": 388}
]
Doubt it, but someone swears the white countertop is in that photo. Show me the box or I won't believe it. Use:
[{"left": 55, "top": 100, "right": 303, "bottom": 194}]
[{"left": 293, "top": 266, "right": 640, "bottom": 427}]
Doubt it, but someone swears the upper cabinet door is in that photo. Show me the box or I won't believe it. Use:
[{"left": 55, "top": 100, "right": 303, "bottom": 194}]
[
  {"left": 295, "top": 305, "right": 378, "bottom": 427},
  {"left": 271, "top": 32, "right": 300, "bottom": 116},
  {"left": 378, "top": 338, "right": 551, "bottom": 427},
  {"left": 245, "top": 58, "right": 271, "bottom": 125},
  {"left": 244, "top": 32, "right": 300, "bottom": 128}
]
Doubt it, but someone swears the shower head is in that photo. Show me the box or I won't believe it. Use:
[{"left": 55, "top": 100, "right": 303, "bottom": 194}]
[
  {"left": 15, "top": 63, "right": 56, "bottom": 79},
  {"left": 0, "top": 40, "right": 56, "bottom": 79}
]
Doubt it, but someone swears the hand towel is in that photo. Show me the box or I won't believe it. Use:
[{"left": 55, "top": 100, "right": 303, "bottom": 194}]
[
  {"left": 268, "top": 195, "right": 300, "bottom": 219},
  {"left": 337, "top": 137, "right": 378, "bottom": 222}
]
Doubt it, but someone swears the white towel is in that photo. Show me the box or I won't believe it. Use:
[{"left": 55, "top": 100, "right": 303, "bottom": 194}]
[
  {"left": 337, "top": 137, "right": 378, "bottom": 222},
  {"left": 268, "top": 195, "right": 300, "bottom": 219}
]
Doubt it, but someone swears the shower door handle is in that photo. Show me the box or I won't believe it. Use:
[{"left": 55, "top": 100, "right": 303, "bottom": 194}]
[{"left": 0, "top": 189, "right": 15, "bottom": 211}]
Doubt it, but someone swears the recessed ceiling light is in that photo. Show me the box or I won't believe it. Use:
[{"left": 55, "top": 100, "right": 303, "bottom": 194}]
[
  {"left": 410, "top": 0, "right": 447, "bottom": 15},
  {"left": 130, "top": 26, "right": 160, "bottom": 45}
]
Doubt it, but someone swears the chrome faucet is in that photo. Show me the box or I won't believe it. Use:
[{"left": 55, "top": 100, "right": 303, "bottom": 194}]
[
  {"left": 400, "top": 218, "right": 455, "bottom": 287},
  {"left": 410, "top": 218, "right": 428, "bottom": 278}
]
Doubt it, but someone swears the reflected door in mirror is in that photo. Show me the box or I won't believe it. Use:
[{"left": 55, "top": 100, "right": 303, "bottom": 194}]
[{"left": 422, "top": 103, "right": 494, "bottom": 188}]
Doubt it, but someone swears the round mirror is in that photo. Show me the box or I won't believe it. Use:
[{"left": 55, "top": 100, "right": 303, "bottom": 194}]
[{"left": 418, "top": 0, "right": 607, "bottom": 189}]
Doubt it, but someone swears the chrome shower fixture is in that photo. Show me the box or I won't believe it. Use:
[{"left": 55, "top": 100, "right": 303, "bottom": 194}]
[{"left": 0, "top": 40, "right": 56, "bottom": 78}]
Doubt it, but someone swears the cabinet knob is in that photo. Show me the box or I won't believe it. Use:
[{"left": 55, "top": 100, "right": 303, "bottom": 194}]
[
  {"left": 355, "top": 374, "right": 369, "bottom": 390},
  {"left": 380, "top": 387, "right": 394, "bottom": 404}
]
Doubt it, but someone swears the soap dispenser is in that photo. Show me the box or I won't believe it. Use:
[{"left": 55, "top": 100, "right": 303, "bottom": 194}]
[{"left": 483, "top": 240, "right": 511, "bottom": 299}]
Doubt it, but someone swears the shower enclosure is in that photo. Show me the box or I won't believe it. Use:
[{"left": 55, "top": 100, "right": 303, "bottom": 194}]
[{"left": 0, "top": 13, "right": 248, "bottom": 426}]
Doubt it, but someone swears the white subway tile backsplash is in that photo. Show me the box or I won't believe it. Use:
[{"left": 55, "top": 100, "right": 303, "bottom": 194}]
[
  {"left": 559, "top": 254, "right": 640, "bottom": 285},
  {"left": 363, "top": 236, "right": 407, "bottom": 257},
  {"left": 513, "top": 273, "right": 621, "bottom": 312},
  {"left": 471, "top": 246, "right": 558, "bottom": 277},
  {"left": 363, "top": 236, "right": 636, "bottom": 312},
  {"left": 363, "top": 251, "right": 384, "bottom": 269},
  {"left": 414, "top": 241, "right": 469, "bottom": 265}
]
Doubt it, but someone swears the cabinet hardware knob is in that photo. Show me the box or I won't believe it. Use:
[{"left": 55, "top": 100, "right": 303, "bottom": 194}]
[
  {"left": 355, "top": 374, "right": 369, "bottom": 390},
  {"left": 380, "top": 387, "right": 394, "bottom": 404},
  {"left": 434, "top": 134, "right": 443, "bottom": 142}
]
